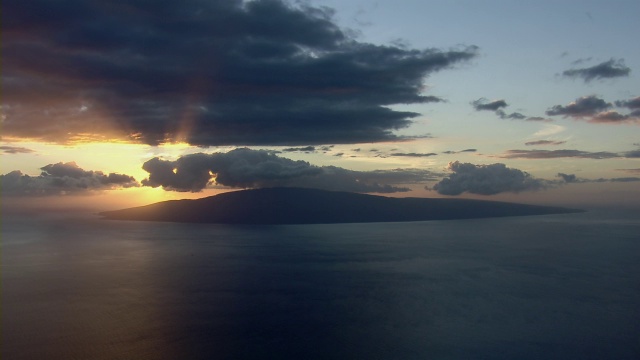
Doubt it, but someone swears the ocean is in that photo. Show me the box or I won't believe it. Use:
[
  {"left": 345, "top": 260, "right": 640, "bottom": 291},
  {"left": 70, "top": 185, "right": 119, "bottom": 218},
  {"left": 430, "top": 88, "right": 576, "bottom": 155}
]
[{"left": 2, "top": 210, "right": 639, "bottom": 359}]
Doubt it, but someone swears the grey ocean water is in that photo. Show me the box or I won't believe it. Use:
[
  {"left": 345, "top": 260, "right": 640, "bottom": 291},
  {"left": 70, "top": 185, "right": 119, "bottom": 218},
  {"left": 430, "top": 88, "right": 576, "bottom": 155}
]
[{"left": 2, "top": 210, "right": 640, "bottom": 359}]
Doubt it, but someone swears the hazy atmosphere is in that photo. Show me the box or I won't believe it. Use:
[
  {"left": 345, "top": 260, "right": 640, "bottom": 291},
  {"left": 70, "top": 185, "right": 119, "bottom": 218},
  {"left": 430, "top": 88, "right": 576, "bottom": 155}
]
[
  {"left": 3, "top": 0, "right": 639, "bottom": 210},
  {"left": 3, "top": 2, "right": 640, "bottom": 359}
]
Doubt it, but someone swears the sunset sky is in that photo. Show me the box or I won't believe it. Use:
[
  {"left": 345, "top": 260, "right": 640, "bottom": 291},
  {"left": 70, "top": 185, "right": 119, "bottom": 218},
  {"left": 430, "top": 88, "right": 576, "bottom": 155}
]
[{"left": 2, "top": 0, "right": 639, "bottom": 211}]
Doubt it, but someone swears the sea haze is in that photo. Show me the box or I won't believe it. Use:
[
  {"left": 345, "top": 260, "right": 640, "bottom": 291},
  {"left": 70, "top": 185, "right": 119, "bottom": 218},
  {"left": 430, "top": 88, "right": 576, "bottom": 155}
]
[{"left": 3, "top": 210, "right": 640, "bottom": 359}]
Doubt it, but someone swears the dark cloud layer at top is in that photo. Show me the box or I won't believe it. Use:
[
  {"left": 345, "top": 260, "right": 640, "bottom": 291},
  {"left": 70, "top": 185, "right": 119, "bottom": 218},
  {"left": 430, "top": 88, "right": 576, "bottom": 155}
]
[
  {"left": 432, "top": 161, "right": 548, "bottom": 195},
  {"left": 142, "top": 148, "right": 438, "bottom": 193},
  {"left": 1, "top": 162, "right": 138, "bottom": 196},
  {"left": 562, "top": 59, "right": 631, "bottom": 82},
  {"left": 3, "top": 0, "right": 477, "bottom": 146}
]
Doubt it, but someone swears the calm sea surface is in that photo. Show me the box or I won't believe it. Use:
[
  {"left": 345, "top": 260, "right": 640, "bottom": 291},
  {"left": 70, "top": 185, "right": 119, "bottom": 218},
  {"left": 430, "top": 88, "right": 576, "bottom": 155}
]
[{"left": 2, "top": 210, "right": 639, "bottom": 359}]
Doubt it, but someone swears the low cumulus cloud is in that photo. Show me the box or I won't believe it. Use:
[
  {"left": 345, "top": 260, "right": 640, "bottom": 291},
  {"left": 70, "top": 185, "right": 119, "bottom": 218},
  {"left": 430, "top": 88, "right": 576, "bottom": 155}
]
[
  {"left": 1, "top": 162, "right": 138, "bottom": 196},
  {"left": 431, "top": 161, "right": 548, "bottom": 195},
  {"left": 3, "top": 0, "right": 477, "bottom": 146},
  {"left": 0, "top": 145, "right": 35, "bottom": 154},
  {"left": 141, "top": 148, "right": 438, "bottom": 193},
  {"left": 562, "top": 58, "right": 631, "bottom": 82},
  {"left": 546, "top": 95, "right": 639, "bottom": 124}
]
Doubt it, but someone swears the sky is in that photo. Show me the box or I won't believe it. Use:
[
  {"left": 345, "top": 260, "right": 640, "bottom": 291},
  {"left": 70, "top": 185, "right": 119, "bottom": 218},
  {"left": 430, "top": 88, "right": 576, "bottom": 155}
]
[{"left": 2, "top": 0, "right": 639, "bottom": 211}]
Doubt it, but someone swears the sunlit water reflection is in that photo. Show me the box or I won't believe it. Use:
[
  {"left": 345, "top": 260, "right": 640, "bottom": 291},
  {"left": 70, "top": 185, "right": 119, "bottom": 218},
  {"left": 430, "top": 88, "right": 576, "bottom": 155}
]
[{"left": 3, "top": 211, "right": 639, "bottom": 359}]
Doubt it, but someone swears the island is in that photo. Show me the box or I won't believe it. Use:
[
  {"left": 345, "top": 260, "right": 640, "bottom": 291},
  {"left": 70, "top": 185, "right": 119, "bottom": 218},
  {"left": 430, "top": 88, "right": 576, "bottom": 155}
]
[{"left": 99, "top": 187, "right": 582, "bottom": 225}]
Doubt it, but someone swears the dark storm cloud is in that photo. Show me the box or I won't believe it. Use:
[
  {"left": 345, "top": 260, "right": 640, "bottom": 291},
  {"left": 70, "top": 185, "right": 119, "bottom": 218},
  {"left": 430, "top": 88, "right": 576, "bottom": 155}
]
[
  {"left": 562, "top": 59, "right": 631, "bottom": 82},
  {"left": 141, "top": 148, "right": 437, "bottom": 193},
  {"left": 546, "top": 96, "right": 612, "bottom": 117},
  {"left": 524, "top": 140, "right": 566, "bottom": 146},
  {"left": 0, "top": 145, "right": 35, "bottom": 154},
  {"left": 500, "top": 149, "right": 620, "bottom": 159},
  {"left": 471, "top": 98, "right": 508, "bottom": 111},
  {"left": 431, "top": 161, "right": 548, "bottom": 196},
  {"left": 3, "top": 0, "right": 477, "bottom": 146},
  {"left": 1, "top": 162, "right": 138, "bottom": 196}
]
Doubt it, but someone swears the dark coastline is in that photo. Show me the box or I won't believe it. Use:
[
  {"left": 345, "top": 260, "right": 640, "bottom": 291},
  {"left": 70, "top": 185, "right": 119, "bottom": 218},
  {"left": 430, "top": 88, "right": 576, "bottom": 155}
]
[{"left": 100, "top": 187, "right": 582, "bottom": 225}]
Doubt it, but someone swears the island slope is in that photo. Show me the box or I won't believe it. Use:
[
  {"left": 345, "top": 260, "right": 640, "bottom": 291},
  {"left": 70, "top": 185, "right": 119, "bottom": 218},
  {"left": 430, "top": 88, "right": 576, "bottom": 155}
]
[{"left": 99, "top": 187, "right": 581, "bottom": 224}]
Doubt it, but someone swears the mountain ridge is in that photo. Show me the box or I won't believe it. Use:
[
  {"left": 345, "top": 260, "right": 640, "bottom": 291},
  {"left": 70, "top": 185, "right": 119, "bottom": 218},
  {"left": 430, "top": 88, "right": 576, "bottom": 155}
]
[{"left": 100, "top": 187, "right": 582, "bottom": 224}]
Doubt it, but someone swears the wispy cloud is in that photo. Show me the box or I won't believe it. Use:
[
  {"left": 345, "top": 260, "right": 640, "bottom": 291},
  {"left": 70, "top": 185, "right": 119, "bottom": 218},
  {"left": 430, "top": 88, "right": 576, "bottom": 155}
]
[
  {"left": 0, "top": 145, "right": 35, "bottom": 154},
  {"left": 389, "top": 152, "right": 438, "bottom": 157},
  {"left": 499, "top": 149, "right": 633, "bottom": 159},
  {"left": 524, "top": 140, "right": 566, "bottom": 146}
]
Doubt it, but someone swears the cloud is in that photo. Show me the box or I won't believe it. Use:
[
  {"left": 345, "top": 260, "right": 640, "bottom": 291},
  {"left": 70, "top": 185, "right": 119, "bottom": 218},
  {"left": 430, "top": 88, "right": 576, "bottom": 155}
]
[
  {"left": 280, "top": 146, "right": 317, "bottom": 153},
  {"left": 589, "top": 111, "right": 638, "bottom": 124},
  {"left": 557, "top": 173, "right": 640, "bottom": 184},
  {"left": 533, "top": 124, "right": 566, "bottom": 137},
  {"left": 471, "top": 98, "right": 508, "bottom": 111},
  {"left": 0, "top": 145, "right": 35, "bottom": 154},
  {"left": 472, "top": 98, "right": 533, "bottom": 120},
  {"left": 525, "top": 117, "right": 552, "bottom": 122},
  {"left": 562, "top": 58, "right": 631, "bottom": 82},
  {"left": 141, "top": 148, "right": 437, "bottom": 193},
  {"left": 496, "top": 110, "right": 527, "bottom": 120},
  {"left": 524, "top": 140, "right": 566, "bottom": 146},
  {"left": 3, "top": 0, "right": 477, "bottom": 146},
  {"left": 500, "top": 149, "right": 620, "bottom": 159},
  {"left": 615, "top": 96, "right": 640, "bottom": 110},
  {"left": 442, "top": 149, "right": 477, "bottom": 154},
  {"left": 1, "top": 162, "right": 138, "bottom": 196},
  {"left": 557, "top": 173, "right": 579, "bottom": 183},
  {"left": 431, "top": 161, "right": 548, "bottom": 195},
  {"left": 617, "top": 168, "right": 640, "bottom": 174},
  {"left": 546, "top": 96, "right": 639, "bottom": 124},
  {"left": 546, "top": 95, "right": 612, "bottom": 117},
  {"left": 389, "top": 152, "right": 438, "bottom": 157}
]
